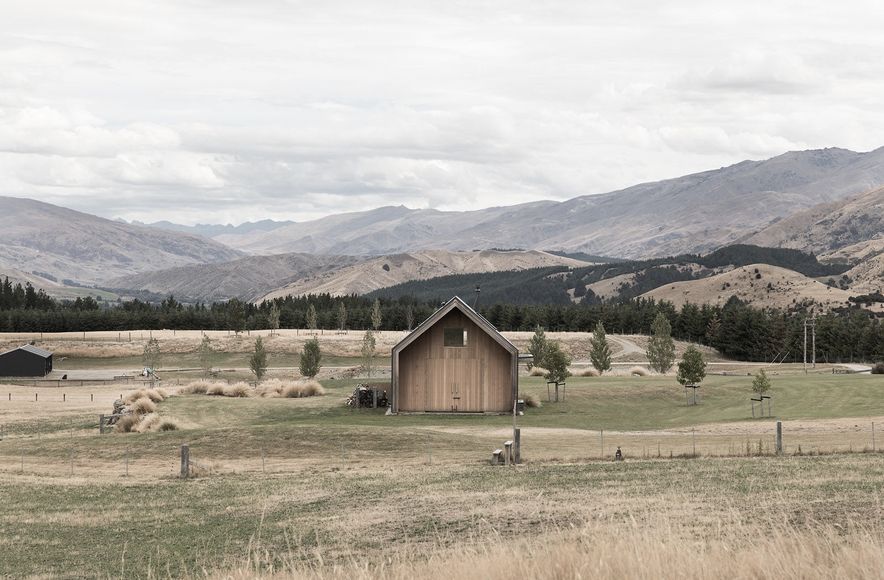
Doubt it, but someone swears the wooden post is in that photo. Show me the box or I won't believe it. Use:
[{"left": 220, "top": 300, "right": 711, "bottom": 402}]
[
  {"left": 125, "top": 448, "right": 129, "bottom": 477},
  {"left": 504, "top": 441, "right": 513, "bottom": 466},
  {"left": 872, "top": 422, "right": 876, "bottom": 452},
  {"left": 692, "top": 428, "right": 696, "bottom": 456},
  {"left": 514, "top": 428, "right": 521, "bottom": 464},
  {"left": 751, "top": 400, "right": 755, "bottom": 418},
  {"left": 600, "top": 429, "right": 604, "bottom": 457},
  {"left": 261, "top": 448, "right": 266, "bottom": 473},
  {"left": 180, "top": 444, "right": 190, "bottom": 478},
  {"left": 776, "top": 421, "right": 783, "bottom": 455}
]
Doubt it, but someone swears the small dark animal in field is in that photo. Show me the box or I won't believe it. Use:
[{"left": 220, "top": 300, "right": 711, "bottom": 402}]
[{"left": 615, "top": 447, "right": 623, "bottom": 461}]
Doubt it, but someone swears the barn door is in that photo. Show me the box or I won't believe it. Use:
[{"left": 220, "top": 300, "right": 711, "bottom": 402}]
[{"left": 452, "top": 358, "right": 482, "bottom": 412}]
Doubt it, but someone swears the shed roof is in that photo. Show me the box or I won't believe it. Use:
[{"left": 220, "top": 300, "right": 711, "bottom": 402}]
[
  {"left": 0, "top": 344, "right": 53, "bottom": 358},
  {"left": 392, "top": 296, "right": 517, "bottom": 356}
]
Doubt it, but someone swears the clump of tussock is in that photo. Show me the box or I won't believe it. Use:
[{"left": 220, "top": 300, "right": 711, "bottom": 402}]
[
  {"left": 129, "top": 397, "right": 157, "bottom": 415},
  {"left": 114, "top": 414, "right": 140, "bottom": 433},
  {"left": 529, "top": 367, "right": 548, "bottom": 377},
  {"left": 872, "top": 362, "right": 884, "bottom": 375},
  {"left": 629, "top": 366, "right": 651, "bottom": 377},
  {"left": 179, "top": 380, "right": 212, "bottom": 395},
  {"left": 523, "top": 394, "right": 542, "bottom": 408},
  {"left": 157, "top": 419, "right": 179, "bottom": 431},
  {"left": 124, "top": 388, "right": 168, "bottom": 403},
  {"left": 206, "top": 383, "right": 227, "bottom": 396},
  {"left": 281, "top": 380, "right": 326, "bottom": 398},
  {"left": 135, "top": 413, "right": 162, "bottom": 433},
  {"left": 222, "top": 382, "right": 252, "bottom": 398},
  {"left": 579, "top": 368, "right": 600, "bottom": 377}
]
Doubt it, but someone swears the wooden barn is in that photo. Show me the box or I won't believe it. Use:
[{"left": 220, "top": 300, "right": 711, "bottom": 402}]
[
  {"left": 391, "top": 296, "right": 518, "bottom": 413},
  {"left": 0, "top": 344, "right": 53, "bottom": 377}
]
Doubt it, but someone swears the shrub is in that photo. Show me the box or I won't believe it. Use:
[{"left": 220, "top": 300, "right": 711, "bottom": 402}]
[
  {"left": 523, "top": 394, "right": 542, "bottom": 408},
  {"left": 529, "top": 367, "right": 548, "bottom": 377},
  {"left": 281, "top": 381, "right": 326, "bottom": 398},
  {"left": 114, "top": 414, "right": 140, "bottom": 433},
  {"left": 206, "top": 383, "right": 226, "bottom": 396},
  {"left": 872, "top": 362, "right": 884, "bottom": 375},
  {"left": 136, "top": 413, "right": 161, "bottom": 432},
  {"left": 123, "top": 389, "right": 147, "bottom": 403},
  {"left": 130, "top": 397, "right": 157, "bottom": 415},
  {"left": 630, "top": 366, "right": 650, "bottom": 377},
  {"left": 222, "top": 382, "right": 251, "bottom": 398},
  {"left": 579, "top": 368, "right": 600, "bottom": 377},
  {"left": 157, "top": 419, "right": 179, "bottom": 431},
  {"left": 180, "top": 380, "right": 211, "bottom": 395}
]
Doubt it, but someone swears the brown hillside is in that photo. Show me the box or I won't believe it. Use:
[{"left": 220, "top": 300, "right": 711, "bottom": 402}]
[
  {"left": 259, "top": 250, "right": 591, "bottom": 301},
  {"left": 641, "top": 264, "right": 857, "bottom": 311}
]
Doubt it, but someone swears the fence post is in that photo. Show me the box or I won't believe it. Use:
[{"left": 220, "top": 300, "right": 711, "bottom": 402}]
[
  {"left": 776, "top": 421, "right": 783, "bottom": 455},
  {"left": 692, "top": 428, "right": 696, "bottom": 456},
  {"left": 514, "top": 428, "right": 521, "bottom": 464},
  {"left": 873, "top": 422, "right": 876, "bottom": 452},
  {"left": 180, "top": 444, "right": 190, "bottom": 479}
]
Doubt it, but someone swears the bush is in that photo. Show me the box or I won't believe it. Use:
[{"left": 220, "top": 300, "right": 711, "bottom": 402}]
[
  {"left": 114, "top": 414, "right": 140, "bottom": 433},
  {"left": 579, "top": 368, "right": 600, "bottom": 377},
  {"left": 872, "top": 362, "right": 884, "bottom": 375},
  {"left": 130, "top": 397, "right": 157, "bottom": 415},
  {"left": 523, "top": 394, "right": 542, "bottom": 408},
  {"left": 222, "top": 383, "right": 251, "bottom": 398},
  {"left": 529, "top": 367, "right": 548, "bottom": 377},
  {"left": 180, "top": 380, "right": 211, "bottom": 395},
  {"left": 157, "top": 419, "right": 179, "bottom": 431},
  {"left": 281, "top": 381, "right": 326, "bottom": 398},
  {"left": 206, "top": 383, "right": 226, "bottom": 396},
  {"left": 629, "top": 366, "right": 650, "bottom": 377}
]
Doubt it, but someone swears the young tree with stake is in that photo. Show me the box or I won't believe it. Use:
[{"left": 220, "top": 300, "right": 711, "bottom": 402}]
[
  {"left": 361, "top": 329, "right": 376, "bottom": 378},
  {"left": 527, "top": 325, "right": 550, "bottom": 371},
  {"left": 198, "top": 335, "right": 213, "bottom": 377},
  {"left": 677, "top": 345, "right": 707, "bottom": 405}
]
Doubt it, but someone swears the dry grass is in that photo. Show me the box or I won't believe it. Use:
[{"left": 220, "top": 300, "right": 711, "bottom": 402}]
[
  {"left": 203, "top": 519, "right": 884, "bottom": 580},
  {"left": 123, "top": 388, "right": 167, "bottom": 404},
  {"left": 578, "top": 368, "right": 600, "bottom": 377},
  {"left": 222, "top": 383, "right": 252, "bottom": 398},
  {"left": 129, "top": 397, "right": 157, "bottom": 415},
  {"left": 280, "top": 380, "right": 325, "bottom": 398},
  {"left": 523, "top": 394, "right": 542, "bottom": 408},
  {"left": 529, "top": 367, "right": 548, "bottom": 377},
  {"left": 629, "top": 366, "right": 650, "bottom": 376},
  {"left": 113, "top": 414, "right": 140, "bottom": 433}
]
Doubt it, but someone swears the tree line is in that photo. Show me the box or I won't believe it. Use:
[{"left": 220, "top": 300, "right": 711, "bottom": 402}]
[{"left": 0, "top": 279, "right": 880, "bottom": 363}]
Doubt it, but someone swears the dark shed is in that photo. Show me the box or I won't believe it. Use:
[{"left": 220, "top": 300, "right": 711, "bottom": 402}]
[{"left": 0, "top": 344, "right": 53, "bottom": 377}]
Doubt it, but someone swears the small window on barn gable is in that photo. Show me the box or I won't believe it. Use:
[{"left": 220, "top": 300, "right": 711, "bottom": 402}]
[{"left": 444, "top": 327, "right": 467, "bottom": 347}]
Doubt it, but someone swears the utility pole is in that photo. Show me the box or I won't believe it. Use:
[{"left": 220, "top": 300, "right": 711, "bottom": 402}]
[{"left": 803, "top": 316, "right": 816, "bottom": 374}]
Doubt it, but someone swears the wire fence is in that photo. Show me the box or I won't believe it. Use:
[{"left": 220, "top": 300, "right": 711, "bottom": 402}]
[{"left": 0, "top": 420, "right": 880, "bottom": 480}]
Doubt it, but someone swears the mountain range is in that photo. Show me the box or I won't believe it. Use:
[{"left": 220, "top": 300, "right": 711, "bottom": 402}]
[{"left": 1, "top": 146, "right": 882, "bottom": 307}]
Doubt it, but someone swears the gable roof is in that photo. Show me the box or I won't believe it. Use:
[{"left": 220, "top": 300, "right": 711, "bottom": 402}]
[
  {"left": 0, "top": 344, "right": 52, "bottom": 358},
  {"left": 392, "top": 296, "right": 517, "bottom": 356}
]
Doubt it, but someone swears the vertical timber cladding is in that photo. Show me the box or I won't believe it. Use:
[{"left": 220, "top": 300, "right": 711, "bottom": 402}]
[{"left": 395, "top": 299, "right": 516, "bottom": 413}]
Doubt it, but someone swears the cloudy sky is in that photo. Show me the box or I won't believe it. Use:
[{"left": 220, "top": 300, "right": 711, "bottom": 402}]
[{"left": 2, "top": 1, "right": 883, "bottom": 225}]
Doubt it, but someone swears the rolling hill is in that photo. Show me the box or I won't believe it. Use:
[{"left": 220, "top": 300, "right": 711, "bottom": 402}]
[
  {"left": 257, "top": 250, "right": 590, "bottom": 302},
  {"left": 105, "top": 253, "right": 361, "bottom": 302},
  {"left": 640, "top": 264, "right": 860, "bottom": 312},
  {"left": 744, "top": 185, "right": 884, "bottom": 255},
  {"left": 0, "top": 196, "right": 242, "bottom": 286},
  {"left": 221, "top": 147, "right": 884, "bottom": 259}
]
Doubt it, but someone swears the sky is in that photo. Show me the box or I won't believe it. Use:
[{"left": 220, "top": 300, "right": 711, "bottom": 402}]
[{"left": 1, "top": 1, "right": 883, "bottom": 225}]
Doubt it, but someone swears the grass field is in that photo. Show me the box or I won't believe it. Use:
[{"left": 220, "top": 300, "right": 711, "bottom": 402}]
[{"left": 0, "top": 334, "right": 882, "bottom": 578}]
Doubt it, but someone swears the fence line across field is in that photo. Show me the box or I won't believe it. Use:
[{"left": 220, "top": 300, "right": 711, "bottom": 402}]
[{"left": 0, "top": 422, "right": 881, "bottom": 479}]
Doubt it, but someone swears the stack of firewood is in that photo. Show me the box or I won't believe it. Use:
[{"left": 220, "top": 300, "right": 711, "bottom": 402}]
[{"left": 346, "top": 384, "right": 389, "bottom": 408}]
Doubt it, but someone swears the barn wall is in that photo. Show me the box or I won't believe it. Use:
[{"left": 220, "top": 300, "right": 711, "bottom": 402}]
[
  {"left": 398, "top": 310, "right": 513, "bottom": 412},
  {"left": 0, "top": 350, "right": 52, "bottom": 377}
]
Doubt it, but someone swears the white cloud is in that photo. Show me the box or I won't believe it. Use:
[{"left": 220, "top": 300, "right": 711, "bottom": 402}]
[{"left": 0, "top": 0, "right": 883, "bottom": 224}]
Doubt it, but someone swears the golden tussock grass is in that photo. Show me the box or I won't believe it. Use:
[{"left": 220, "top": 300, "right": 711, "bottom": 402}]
[
  {"left": 523, "top": 393, "right": 542, "bottom": 408},
  {"left": 179, "top": 380, "right": 256, "bottom": 397},
  {"left": 113, "top": 414, "right": 140, "bottom": 433},
  {"left": 280, "top": 380, "right": 325, "bottom": 398},
  {"left": 124, "top": 388, "right": 167, "bottom": 404},
  {"left": 629, "top": 365, "right": 650, "bottom": 376},
  {"left": 578, "top": 368, "right": 600, "bottom": 377},
  {"left": 528, "top": 367, "right": 548, "bottom": 377},
  {"left": 202, "top": 519, "right": 884, "bottom": 580},
  {"left": 129, "top": 397, "right": 157, "bottom": 415}
]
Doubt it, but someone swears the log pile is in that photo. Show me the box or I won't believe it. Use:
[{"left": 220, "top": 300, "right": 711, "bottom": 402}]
[{"left": 346, "top": 384, "right": 389, "bottom": 408}]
